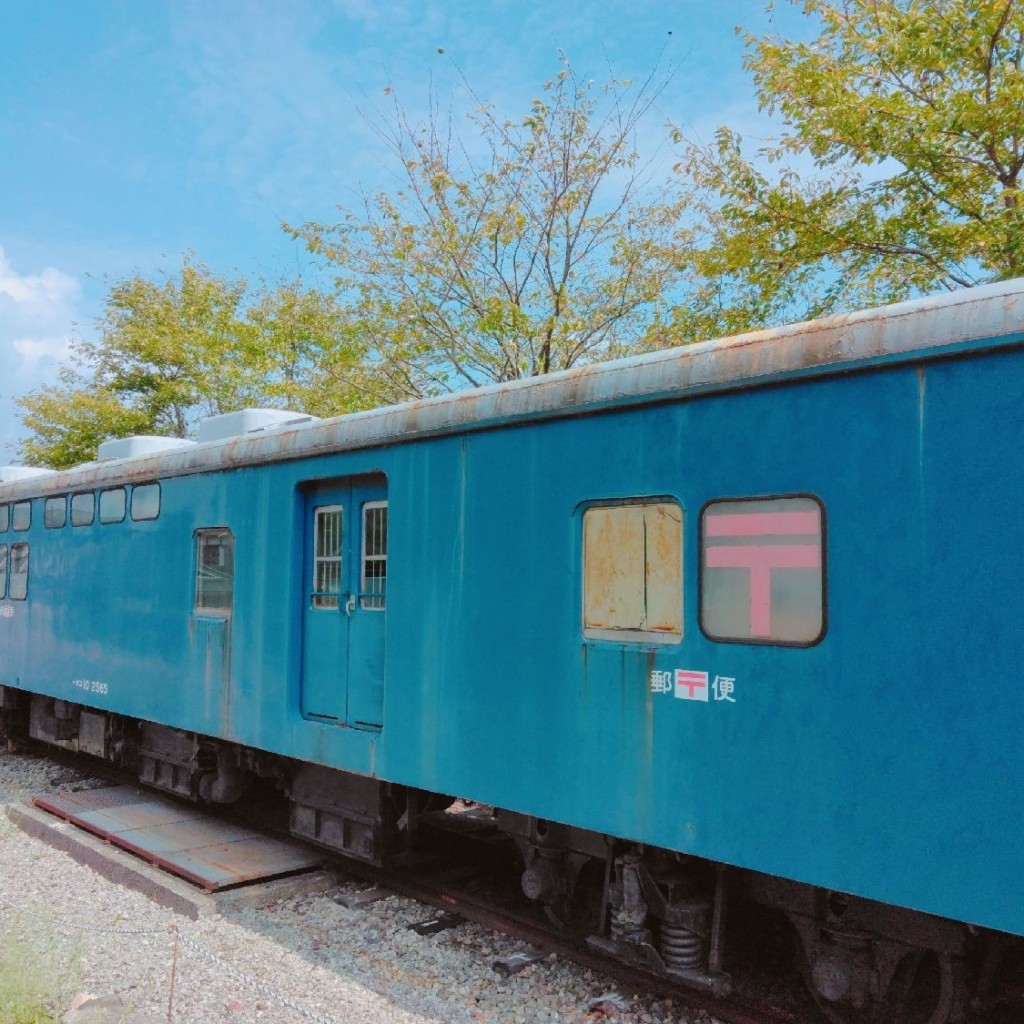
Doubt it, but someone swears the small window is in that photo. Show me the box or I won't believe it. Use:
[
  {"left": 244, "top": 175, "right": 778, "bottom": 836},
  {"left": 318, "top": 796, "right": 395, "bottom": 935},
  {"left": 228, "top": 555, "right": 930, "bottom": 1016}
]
[
  {"left": 195, "top": 529, "right": 234, "bottom": 615},
  {"left": 701, "top": 495, "right": 825, "bottom": 646},
  {"left": 131, "top": 483, "right": 161, "bottom": 521},
  {"left": 44, "top": 496, "right": 67, "bottom": 529},
  {"left": 12, "top": 502, "right": 30, "bottom": 532},
  {"left": 0, "top": 544, "right": 7, "bottom": 599},
  {"left": 312, "top": 506, "right": 342, "bottom": 609},
  {"left": 583, "top": 500, "right": 683, "bottom": 643},
  {"left": 99, "top": 488, "right": 126, "bottom": 524},
  {"left": 361, "top": 501, "right": 388, "bottom": 610},
  {"left": 0, "top": 505, "right": 8, "bottom": 532},
  {"left": 71, "top": 492, "right": 95, "bottom": 527},
  {"left": 9, "top": 543, "right": 28, "bottom": 601}
]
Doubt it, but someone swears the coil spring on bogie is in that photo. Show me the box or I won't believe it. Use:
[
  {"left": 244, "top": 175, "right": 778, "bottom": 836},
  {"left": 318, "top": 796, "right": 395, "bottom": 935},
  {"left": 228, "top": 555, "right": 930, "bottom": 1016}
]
[{"left": 661, "top": 922, "right": 705, "bottom": 970}]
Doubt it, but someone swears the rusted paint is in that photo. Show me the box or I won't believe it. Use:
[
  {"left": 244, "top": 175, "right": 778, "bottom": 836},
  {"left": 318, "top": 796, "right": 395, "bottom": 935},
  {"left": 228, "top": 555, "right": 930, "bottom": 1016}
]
[
  {"left": 584, "top": 506, "right": 646, "bottom": 631},
  {"left": 643, "top": 503, "right": 683, "bottom": 634},
  {"left": 4, "top": 279, "right": 1024, "bottom": 501},
  {"left": 583, "top": 502, "right": 682, "bottom": 638}
]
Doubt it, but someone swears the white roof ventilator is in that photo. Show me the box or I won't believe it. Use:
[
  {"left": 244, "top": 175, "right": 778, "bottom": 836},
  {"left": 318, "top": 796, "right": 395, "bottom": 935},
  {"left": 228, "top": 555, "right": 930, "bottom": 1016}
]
[{"left": 196, "top": 409, "right": 319, "bottom": 444}]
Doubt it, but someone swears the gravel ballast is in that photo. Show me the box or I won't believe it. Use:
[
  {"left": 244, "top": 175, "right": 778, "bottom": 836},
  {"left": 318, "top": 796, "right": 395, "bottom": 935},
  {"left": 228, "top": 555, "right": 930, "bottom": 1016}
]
[{"left": 0, "top": 748, "right": 723, "bottom": 1024}]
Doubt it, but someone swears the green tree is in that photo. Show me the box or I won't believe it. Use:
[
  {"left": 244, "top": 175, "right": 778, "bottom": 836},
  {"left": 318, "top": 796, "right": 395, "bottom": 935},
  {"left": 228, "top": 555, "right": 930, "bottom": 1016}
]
[
  {"left": 245, "top": 282, "right": 378, "bottom": 416},
  {"left": 16, "top": 370, "right": 152, "bottom": 470},
  {"left": 16, "top": 257, "right": 366, "bottom": 468},
  {"left": 670, "top": 0, "right": 1024, "bottom": 339},
  {"left": 88, "top": 258, "right": 256, "bottom": 437},
  {"left": 290, "top": 58, "right": 689, "bottom": 399}
]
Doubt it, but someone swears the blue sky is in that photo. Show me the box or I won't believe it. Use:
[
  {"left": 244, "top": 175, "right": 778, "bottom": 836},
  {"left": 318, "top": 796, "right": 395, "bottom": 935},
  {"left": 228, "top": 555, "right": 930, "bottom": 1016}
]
[{"left": 0, "top": 0, "right": 808, "bottom": 464}]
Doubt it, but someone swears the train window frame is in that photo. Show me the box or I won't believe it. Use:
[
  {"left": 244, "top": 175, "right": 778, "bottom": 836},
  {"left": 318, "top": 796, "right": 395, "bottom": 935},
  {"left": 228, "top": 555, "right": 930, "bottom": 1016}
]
[
  {"left": 71, "top": 492, "right": 95, "bottom": 527},
  {"left": 9, "top": 542, "right": 28, "bottom": 601},
  {"left": 12, "top": 501, "right": 31, "bottom": 532},
  {"left": 699, "top": 493, "right": 827, "bottom": 648},
  {"left": 194, "top": 528, "right": 235, "bottom": 617},
  {"left": 44, "top": 496, "right": 67, "bottom": 529},
  {"left": 0, "top": 504, "right": 8, "bottom": 532},
  {"left": 311, "top": 505, "right": 343, "bottom": 610},
  {"left": 360, "top": 501, "right": 388, "bottom": 611},
  {"left": 0, "top": 543, "right": 7, "bottom": 599},
  {"left": 581, "top": 498, "right": 683, "bottom": 645},
  {"left": 131, "top": 483, "right": 161, "bottom": 522},
  {"left": 99, "top": 487, "right": 126, "bottom": 525}
]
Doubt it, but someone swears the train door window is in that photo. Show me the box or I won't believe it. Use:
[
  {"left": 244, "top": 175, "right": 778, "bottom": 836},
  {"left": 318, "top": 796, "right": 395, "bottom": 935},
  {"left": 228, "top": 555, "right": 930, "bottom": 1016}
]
[
  {"left": 44, "top": 496, "right": 67, "bottom": 529},
  {"left": 360, "top": 501, "right": 388, "bottom": 610},
  {"left": 99, "top": 488, "right": 126, "bottom": 524},
  {"left": 9, "top": 543, "right": 28, "bottom": 601},
  {"left": 12, "top": 502, "right": 30, "bottom": 532},
  {"left": 0, "top": 505, "right": 8, "bottom": 532},
  {"left": 131, "top": 483, "right": 160, "bottom": 521},
  {"left": 0, "top": 544, "right": 7, "bottom": 599},
  {"left": 582, "top": 500, "right": 683, "bottom": 643},
  {"left": 195, "top": 529, "right": 234, "bottom": 616},
  {"left": 71, "top": 492, "right": 95, "bottom": 527},
  {"left": 312, "top": 506, "right": 343, "bottom": 609},
  {"left": 701, "top": 495, "right": 825, "bottom": 645}
]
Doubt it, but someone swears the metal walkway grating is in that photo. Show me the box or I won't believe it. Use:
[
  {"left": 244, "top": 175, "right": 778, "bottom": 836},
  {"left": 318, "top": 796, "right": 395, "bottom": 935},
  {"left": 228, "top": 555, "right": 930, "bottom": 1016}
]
[{"left": 34, "top": 785, "right": 323, "bottom": 892}]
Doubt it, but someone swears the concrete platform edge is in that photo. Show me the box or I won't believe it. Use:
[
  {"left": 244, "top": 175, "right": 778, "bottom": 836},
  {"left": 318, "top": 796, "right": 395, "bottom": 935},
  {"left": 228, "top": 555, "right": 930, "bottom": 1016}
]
[
  {"left": 5, "top": 799, "right": 339, "bottom": 921},
  {"left": 5, "top": 800, "right": 211, "bottom": 920}
]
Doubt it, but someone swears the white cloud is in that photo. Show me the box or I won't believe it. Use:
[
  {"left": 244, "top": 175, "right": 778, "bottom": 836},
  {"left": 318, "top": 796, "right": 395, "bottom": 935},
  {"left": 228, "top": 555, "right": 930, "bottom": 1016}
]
[
  {"left": 0, "top": 244, "right": 78, "bottom": 342},
  {"left": 13, "top": 335, "right": 73, "bottom": 368},
  {"left": 0, "top": 246, "right": 82, "bottom": 461},
  {"left": 0, "top": 253, "right": 78, "bottom": 312}
]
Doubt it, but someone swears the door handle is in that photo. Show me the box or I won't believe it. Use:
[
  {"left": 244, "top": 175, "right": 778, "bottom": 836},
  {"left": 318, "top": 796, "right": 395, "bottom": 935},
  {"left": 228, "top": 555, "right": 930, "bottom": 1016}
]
[{"left": 344, "top": 593, "right": 357, "bottom": 616}]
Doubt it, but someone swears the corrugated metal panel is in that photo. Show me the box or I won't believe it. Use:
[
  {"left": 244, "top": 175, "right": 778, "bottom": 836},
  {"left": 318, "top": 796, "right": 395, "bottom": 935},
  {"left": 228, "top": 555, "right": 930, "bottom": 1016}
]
[{"left": 4, "top": 278, "right": 1024, "bottom": 498}]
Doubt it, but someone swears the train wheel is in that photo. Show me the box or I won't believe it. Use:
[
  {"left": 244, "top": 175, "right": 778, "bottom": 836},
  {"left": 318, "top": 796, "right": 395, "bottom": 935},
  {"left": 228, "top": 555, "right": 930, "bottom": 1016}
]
[
  {"left": 543, "top": 859, "right": 605, "bottom": 937},
  {"left": 802, "top": 947, "right": 960, "bottom": 1024},
  {"left": 876, "top": 950, "right": 959, "bottom": 1024}
]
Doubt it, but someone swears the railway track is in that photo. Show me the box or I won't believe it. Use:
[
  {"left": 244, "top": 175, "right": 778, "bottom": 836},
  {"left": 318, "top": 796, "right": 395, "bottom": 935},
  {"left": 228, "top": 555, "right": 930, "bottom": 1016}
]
[
  {"left": 339, "top": 806, "right": 819, "bottom": 1024},
  {"left": 342, "top": 855, "right": 810, "bottom": 1024},
  {"left": 9, "top": 740, "right": 820, "bottom": 1024},
  {"left": 11, "top": 742, "right": 1021, "bottom": 1024}
]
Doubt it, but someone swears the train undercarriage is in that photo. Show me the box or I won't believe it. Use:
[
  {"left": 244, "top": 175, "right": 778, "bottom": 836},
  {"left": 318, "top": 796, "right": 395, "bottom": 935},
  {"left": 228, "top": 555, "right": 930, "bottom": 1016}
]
[{"left": 3, "top": 686, "right": 1019, "bottom": 1024}]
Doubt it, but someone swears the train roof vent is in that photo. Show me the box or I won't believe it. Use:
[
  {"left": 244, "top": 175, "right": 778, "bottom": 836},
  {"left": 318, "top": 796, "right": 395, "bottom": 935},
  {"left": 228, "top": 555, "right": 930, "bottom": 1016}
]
[
  {"left": 196, "top": 408, "right": 319, "bottom": 444},
  {"left": 0, "top": 465, "right": 57, "bottom": 484},
  {"left": 96, "top": 436, "right": 198, "bottom": 462}
]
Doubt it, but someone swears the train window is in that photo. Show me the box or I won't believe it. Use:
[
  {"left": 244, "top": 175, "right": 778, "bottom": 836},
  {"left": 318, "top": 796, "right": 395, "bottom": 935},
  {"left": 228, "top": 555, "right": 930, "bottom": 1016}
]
[
  {"left": 12, "top": 502, "right": 30, "bottom": 532},
  {"left": 701, "top": 495, "right": 825, "bottom": 646},
  {"left": 583, "top": 501, "right": 683, "bottom": 643},
  {"left": 0, "top": 544, "right": 7, "bottom": 599},
  {"left": 131, "top": 483, "right": 160, "bottom": 521},
  {"left": 312, "top": 506, "right": 342, "bottom": 609},
  {"left": 195, "top": 529, "right": 234, "bottom": 615},
  {"left": 0, "top": 505, "right": 8, "bottom": 532},
  {"left": 99, "top": 488, "right": 126, "bottom": 524},
  {"left": 9, "top": 543, "right": 28, "bottom": 601},
  {"left": 361, "top": 502, "right": 388, "bottom": 610},
  {"left": 71, "top": 492, "right": 95, "bottom": 527},
  {"left": 44, "top": 496, "right": 67, "bottom": 529}
]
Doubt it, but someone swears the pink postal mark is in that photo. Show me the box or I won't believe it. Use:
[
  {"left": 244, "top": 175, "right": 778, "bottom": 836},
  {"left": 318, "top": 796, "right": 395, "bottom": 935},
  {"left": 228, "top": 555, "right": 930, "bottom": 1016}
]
[{"left": 675, "top": 669, "right": 709, "bottom": 702}]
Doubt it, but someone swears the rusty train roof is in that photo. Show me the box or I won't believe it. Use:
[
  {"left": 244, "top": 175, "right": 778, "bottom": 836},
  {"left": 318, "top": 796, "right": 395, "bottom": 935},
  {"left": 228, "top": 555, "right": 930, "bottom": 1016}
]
[{"left": 4, "top": 277, "right": 1024, "bottom": 498}]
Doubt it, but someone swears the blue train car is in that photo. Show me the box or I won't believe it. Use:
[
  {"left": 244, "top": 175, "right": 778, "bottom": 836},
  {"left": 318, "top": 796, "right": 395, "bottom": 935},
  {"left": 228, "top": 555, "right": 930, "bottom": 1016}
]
[{"left": 3, "top": 280, "right": 1024, "bottom": 1022}]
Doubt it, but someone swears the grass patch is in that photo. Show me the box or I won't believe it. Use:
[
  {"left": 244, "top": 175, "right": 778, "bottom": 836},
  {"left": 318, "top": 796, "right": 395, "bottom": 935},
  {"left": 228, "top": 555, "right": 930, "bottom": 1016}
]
[{"left": 0, "top": 936, "right": 61, "bottom": 1024}]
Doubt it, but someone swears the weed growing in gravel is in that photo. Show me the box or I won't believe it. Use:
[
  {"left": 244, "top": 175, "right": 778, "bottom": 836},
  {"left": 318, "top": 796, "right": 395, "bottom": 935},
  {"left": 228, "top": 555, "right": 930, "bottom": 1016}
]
[
  {"left": 0, "top": 906, "right": 79, "bottom": 1024},
  {"left": 0, "top": 937, "right": 61, "bottom": 1024}
]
